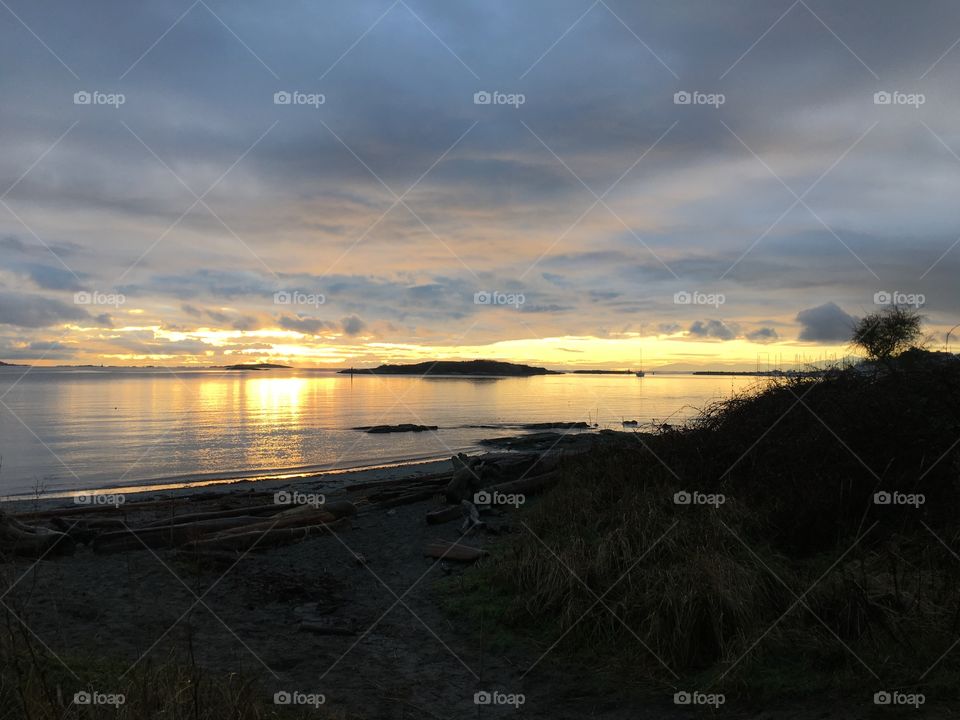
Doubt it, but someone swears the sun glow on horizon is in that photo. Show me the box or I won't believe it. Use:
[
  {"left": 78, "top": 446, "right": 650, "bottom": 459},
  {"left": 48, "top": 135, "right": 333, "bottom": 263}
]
[{"left": 31, "top": 321, "right": 854, "bottom": 371}]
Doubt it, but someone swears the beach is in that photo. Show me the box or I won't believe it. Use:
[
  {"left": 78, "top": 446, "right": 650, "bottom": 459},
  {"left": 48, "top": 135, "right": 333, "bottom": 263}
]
[
  {"left": 2, "top": 445, "right": 652, "bottom": 719},
  {"left": 0, "top": 445, "right": 902, "bottom": 720}
]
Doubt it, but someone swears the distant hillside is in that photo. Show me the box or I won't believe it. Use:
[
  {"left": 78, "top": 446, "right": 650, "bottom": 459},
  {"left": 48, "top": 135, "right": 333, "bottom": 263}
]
[
  {"left": 339, "top": 360, "right": 559, "bottom": 377},
  {"left": 0, "top": 361, "right": 26, "bottom": 367}
]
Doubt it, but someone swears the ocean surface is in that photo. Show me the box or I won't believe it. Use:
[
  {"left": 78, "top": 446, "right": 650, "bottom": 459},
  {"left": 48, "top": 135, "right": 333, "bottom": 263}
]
[{"left": 0, "top": 367, "right": 761, "bottom": 497}]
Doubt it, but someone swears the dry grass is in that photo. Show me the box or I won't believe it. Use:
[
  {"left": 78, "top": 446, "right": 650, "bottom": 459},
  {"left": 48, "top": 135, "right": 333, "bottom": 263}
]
[
  {"left": 471, "top": 356, "right": 960, "bottom": 698},
  {"left": 0, "top": 625, "right": 332, "bottom": 719}
]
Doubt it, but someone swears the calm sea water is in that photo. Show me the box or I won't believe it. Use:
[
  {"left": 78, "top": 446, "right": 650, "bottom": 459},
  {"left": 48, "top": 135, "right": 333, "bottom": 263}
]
[{"left": 0, "top": 367, "right": 761, "bottom": 496}]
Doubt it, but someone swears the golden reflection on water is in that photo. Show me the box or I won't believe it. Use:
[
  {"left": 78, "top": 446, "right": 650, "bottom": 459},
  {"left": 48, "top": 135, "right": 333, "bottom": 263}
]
[{"left": 249, "top": 376, "right": 307, "bottom": 419}]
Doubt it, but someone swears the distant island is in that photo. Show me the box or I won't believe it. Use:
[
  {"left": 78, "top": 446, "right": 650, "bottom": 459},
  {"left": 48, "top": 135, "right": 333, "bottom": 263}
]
[
  {"left": 570, "top": 369, "right": 635, "bottom": 375},
  {"left": 220, "top": 363, "right": 291, "bottom": 371},
  {"left": 0, "top": 361, "right": 27, "bottom": 367},
  {"left": 339, "top": 360, "right": 560, "bottom": 377}
]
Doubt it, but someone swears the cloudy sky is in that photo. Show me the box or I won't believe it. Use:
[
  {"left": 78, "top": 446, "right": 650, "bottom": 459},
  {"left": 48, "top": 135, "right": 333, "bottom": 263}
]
[{"left": 1, "top": 0, "right": 958, "bottom": 369}]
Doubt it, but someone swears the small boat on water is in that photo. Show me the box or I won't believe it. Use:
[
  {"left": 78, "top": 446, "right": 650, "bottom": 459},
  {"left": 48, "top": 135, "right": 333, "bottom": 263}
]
[{"left": 635, "top": 370, "right": 645, "bottom": 377}]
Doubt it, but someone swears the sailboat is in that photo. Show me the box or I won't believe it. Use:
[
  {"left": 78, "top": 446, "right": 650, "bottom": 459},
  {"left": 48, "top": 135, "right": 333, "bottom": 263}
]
[{"left": 635, "top": 350, "right": 645, "bottom": 377}]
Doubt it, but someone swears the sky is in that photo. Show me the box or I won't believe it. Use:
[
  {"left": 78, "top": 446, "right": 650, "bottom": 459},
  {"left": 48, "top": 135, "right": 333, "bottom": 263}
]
[{"left": 1, "top": 0, "right": 958, "bottom": 370}]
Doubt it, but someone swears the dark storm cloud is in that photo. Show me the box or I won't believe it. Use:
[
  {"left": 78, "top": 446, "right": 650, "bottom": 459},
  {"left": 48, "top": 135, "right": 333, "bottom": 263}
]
[
  {"left": 17, "top": 263, "right": 84, "bottom": 291},
  {"left": 746, "top": 327, "right": 779, "bottom": 343},
  {"left": 340, "top": 315, "right": 366, "bottom": 336},
  {"left": 278, "top": 315, "right": 335, "bottom": 334},
  {"left": 796, "top": 302, "right": 858, "bottom": 342},
  {"left": 0, "top": 290, "right": 92, "bottom": 328},
  {"left": 0, "top": 340, "right": 74, "bottom": 360},
  {"left": 688, "top": 319, "right": 737, "bottom": 340}
]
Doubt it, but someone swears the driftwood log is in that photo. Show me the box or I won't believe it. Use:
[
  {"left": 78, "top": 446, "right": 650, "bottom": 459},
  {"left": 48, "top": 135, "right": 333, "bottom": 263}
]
[
  {"left": 444, "top": 454, "right": 487, "bottom": 503},
  {"left": 92, "top": 500, "right": 357, "bottom": 553},
  {"left": 425, "top": 505, "right": 462, "bottom": 525},
  {"left": 343, "top": 470, "right": 452, "bottom": 491},
  {"left": 143, "top": 503, "right": 280, "bottom": 527},
  {"left": 443, "top": 451, "right": 556, "bottom": 503},
  {"left": 0, "top": 511, "right": 75, "bottom": 557},
  {"left": 183, "top": 517, "right": 351, "bottom": 552},
  {"left": 423, "top": 539, "right": 486, "bottom": 562},
  {"left": 13, "top": 498, "right": 182, "bottom": 521},
  {"left": 93, "top": 515, "right": 265, "bottom": 553}
]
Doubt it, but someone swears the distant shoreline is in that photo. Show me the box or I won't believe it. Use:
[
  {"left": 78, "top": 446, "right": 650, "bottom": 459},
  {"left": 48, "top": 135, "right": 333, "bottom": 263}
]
[{"left": 338, "top": 359, "right": 560, "bottom": 377}]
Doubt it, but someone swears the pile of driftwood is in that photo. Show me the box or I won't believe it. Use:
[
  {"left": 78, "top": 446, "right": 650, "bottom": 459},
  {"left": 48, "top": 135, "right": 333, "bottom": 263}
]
[
  {"left": 345, "top": 448, "right": 566, "bottom": 563},
  {"left": 0, "top": 497, "right": 356, "bottom": 558},
  {"left": 345, "top": 449, "right": 564, "bottom": 510}
]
